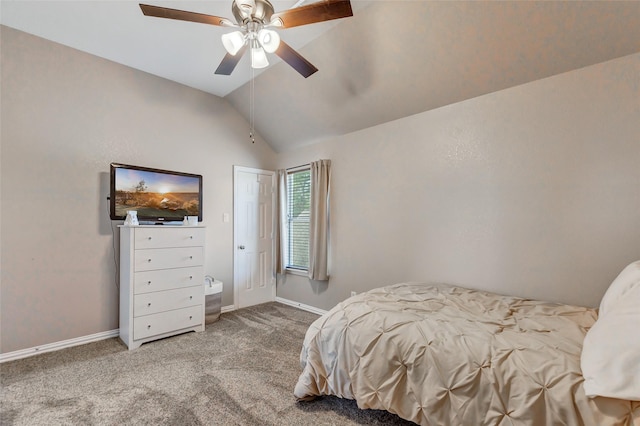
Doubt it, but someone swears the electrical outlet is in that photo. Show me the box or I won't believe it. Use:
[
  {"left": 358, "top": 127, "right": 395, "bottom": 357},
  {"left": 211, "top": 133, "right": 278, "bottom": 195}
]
[{"left": 350, "top": 291, "right": 357, "bottom": 297}]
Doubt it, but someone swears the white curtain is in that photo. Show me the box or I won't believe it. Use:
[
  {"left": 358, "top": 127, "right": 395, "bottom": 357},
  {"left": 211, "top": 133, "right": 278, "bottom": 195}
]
[
  {"left": 275, "top": 169, "right": 287, "bottom": 275},
  {"left": 308, "top": 159, "right": 331, "bottom": 281}
]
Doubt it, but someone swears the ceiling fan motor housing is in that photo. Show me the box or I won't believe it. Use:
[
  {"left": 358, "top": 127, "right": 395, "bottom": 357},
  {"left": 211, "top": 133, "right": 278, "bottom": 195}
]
[{"left": 232, "top": 0, "right": 274, "bottom": 24}]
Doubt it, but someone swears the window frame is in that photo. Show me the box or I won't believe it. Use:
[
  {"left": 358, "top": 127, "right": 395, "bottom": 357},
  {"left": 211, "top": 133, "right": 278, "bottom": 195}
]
[{"left": 284, "top": 165, "right": 311, "bottom": 273}]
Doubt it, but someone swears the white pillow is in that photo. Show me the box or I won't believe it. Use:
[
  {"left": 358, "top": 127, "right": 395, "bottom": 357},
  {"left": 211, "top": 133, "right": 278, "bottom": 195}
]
[
  {"left": 599, "top": 260, "right": 640, "bottom": 316},
  {"left": 581, "top": 260, "right": 640, "bottom": 401}
]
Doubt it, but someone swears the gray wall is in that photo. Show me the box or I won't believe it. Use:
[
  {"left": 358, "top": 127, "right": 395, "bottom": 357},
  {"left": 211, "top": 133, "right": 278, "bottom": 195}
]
[
  {"left": 276, "top": 53, "right": 640, "bottom": 311},
  {"left": 0, "top": 26, "right": 276, "bottom": 353},
  {"left": 2, "top": 25, "right": 639, "bottom": 355}
]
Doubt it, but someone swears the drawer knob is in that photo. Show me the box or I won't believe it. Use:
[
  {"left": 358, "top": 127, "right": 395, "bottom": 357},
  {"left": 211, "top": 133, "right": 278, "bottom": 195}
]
[
  {"left": 148, "top": 237, "right": 152, "bottom": 240},
  {"left": 190, "top": 235, "right": 193, "bottom": 239},
  {"left": 190, "top": 296, "right": 193, "bottom": 300},
  {"left": 189, "top": 316, "right": 193, "bottom": 320},
  {"left": 189, "top": 275, "right": 193, "bottom": 280},
  {"left": 147, "top": 281, "right": 151, "bottom": 285},
  {"left": 189, "top": 255, "right": 193, "bottom": 259},
  {"left": 147, "top": 325, "right": 151, "bottom": 329},
  {"left": 147, "top": 259, "right": 152, "bottom": 263},
  {"left": 147, "top": 303, "right": 151, "bottom": 307}
]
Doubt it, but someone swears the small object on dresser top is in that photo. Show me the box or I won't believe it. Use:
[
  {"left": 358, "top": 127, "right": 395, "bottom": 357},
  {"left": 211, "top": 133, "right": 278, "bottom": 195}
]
[{"left": 124, "top": 211, "right": 139, "bottom": 226}]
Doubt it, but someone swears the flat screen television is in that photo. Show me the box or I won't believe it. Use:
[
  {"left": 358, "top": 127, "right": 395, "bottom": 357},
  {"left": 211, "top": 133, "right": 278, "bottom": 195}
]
[{"left": 110, "top": 163, "right": 202, "bottom": 223}]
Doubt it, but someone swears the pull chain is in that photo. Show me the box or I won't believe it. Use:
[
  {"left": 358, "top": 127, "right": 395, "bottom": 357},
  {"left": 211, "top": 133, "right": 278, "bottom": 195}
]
[{"left": 249, "top": 64, "right": 255, "bottom": 143}]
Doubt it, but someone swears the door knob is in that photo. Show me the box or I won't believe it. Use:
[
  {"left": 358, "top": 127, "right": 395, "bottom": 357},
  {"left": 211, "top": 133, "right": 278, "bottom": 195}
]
[{"left": 238, "top": 245, "right": 245, "bottom": 250}]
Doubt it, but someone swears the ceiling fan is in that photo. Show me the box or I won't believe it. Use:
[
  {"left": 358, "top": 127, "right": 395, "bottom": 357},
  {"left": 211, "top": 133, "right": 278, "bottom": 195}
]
[{"left": 139, "top": 0, "right": 353, "bottom": 78}]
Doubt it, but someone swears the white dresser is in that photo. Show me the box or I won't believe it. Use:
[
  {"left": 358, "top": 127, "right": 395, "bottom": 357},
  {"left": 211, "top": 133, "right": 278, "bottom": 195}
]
[{"left": 119, "top": 225, "right": 206, "bottom": 350}]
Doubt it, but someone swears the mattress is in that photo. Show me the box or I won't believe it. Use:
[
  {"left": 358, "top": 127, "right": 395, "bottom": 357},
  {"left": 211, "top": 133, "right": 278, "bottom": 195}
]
[{"left": 294, "top": 282, "right": 639, "bottom": 425}]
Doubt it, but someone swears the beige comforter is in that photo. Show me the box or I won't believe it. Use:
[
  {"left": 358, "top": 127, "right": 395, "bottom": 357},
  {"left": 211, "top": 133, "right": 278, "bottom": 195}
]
[{"left": 294, "top": 283, "right": 640, "bottom": 425}]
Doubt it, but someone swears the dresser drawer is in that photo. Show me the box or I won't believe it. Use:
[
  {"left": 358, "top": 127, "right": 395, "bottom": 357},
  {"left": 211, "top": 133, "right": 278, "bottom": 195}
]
[
  {"left": 134, "top": 285, "right": 203, "bottom": 317},
  {"left": 134, "top": 247, "right": 203, "bottom": 272},
  {"left": 134, "top": 267, "right": 203, "bottom": 295},
  {"left": 133, "top": 305, "right": 203, "bottom": 340},
  {"left": 134, "top": 227, "right": 205, "bottom": 249}
]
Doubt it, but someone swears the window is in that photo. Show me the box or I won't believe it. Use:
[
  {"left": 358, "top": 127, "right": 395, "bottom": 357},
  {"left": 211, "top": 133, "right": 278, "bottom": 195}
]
[{"left": 286, "top": 167, "right": 311, "bottom": 271}]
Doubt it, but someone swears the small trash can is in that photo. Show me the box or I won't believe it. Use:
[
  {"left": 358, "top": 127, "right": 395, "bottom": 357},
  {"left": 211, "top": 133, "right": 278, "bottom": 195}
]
[{"left": 204, "top": 276, "right": 223, "bottom": 325}]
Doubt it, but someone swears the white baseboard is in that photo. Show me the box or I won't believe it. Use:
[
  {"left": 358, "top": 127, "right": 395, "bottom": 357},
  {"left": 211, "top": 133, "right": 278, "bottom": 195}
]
[
  {"left": 0, "top": 329, "right": 120, "bottom": 363},
  {"left": 2, "top": 301, "right": 323, "bottom": 363},
  {"left": 221, "top": 304, "right": 236, "bottom": 313},
  {"left": 275, "top": 297, "right": 328, "bottom": 316}
]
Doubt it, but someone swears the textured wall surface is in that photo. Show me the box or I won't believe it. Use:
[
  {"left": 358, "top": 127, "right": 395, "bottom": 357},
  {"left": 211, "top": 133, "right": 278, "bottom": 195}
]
[
  {"left": 276, "top": 53, "right": 640, "bottom": 311},
  {"left": 0, "top": 26, "right": 275, "bottom": 353},
  {"left": 2, "top": 26, "right": 639, "bottom": 355}
]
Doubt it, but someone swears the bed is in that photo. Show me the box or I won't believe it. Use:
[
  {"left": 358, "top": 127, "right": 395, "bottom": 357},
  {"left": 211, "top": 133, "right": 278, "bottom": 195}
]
[{"left": 294, "top": 262, "right": 640, "bottom": 425}]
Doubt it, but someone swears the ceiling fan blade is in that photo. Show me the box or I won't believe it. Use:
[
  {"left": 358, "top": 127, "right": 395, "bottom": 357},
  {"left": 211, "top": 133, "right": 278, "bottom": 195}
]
[
  {"left": 139, "top": 4, "right": 235, "bottom": 27},
  {"left": 270, "top": 0, "right": 353, "bottom": 29},
  {"left": 275, "top": 41, "right": 318, "bottom": 78},
  {"left": 215, "top": 45, "right": 248, "bottom": 75}
]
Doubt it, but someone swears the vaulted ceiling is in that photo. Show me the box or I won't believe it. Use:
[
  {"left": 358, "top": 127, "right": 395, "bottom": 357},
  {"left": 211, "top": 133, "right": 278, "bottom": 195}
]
[{"left": 2, "top": 1, "right": 639, "bottom": 152}]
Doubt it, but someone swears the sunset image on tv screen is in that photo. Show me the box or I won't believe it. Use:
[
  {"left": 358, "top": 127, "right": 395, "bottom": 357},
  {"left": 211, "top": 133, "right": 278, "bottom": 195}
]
[{"left": 114, "top": 168, "right": 200, "bottom": 220}]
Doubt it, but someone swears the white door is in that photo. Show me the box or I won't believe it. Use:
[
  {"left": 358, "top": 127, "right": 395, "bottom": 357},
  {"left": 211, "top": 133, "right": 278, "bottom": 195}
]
[{"left": 234, "top": 166, "right": 276, "bottom": 308}]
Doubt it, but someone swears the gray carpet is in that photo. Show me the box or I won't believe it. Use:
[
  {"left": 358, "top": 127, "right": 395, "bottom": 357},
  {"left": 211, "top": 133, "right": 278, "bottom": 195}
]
[{"left": 1, "top": 302, "right": 414, "bottom": 425}]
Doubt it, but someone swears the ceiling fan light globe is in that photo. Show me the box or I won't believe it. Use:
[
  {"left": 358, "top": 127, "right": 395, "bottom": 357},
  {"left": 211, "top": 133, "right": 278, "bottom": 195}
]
[
  {"left": 221, "top": 31, "right": 245, "bottom": 55},
  {"left": 251, "top": 47, "right": 269, "bottom": 68},
  {"left": 258, "top": 29, "right": 280, "bottom": 53}
]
